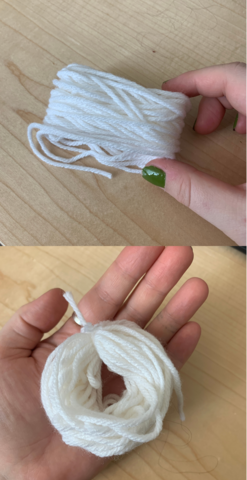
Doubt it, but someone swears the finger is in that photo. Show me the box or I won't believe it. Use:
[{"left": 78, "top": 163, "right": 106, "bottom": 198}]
[
  {"left": 146, "top": 277, "right": 208, "bottom": 344},
  {"left": 217, "top": 95, "right": 233, "bottom": 109},
  {"left": 193, "top": 96, "right": 226, "bottom": 135},
  {"left": 78, "top": 247, "right": 164, "bottom": 321},
  {"left": 234, "top": 112, "right": 246, "bottom": 134},
  {"left": 192, "top": 96, "right": 246, "bottom": 135},
  {"left": 46, "top": 247, "right": 164, "bottom": 346},
  {"left": 162, "top": 62, "right": 246, "bottom": 115},
  {"left": 165, "top": 321, "right": 201, "bottom": 370},
  {"left": 103, "top": 275, "right": 206, "bottom": 396},
  {"left": 115, "top": 247, "right": 193, "bottom": 327},
  {"left": 144, "top": 158, "right": 246, "bottom": 245},
  {"left": 0, "top": 288, "right": 67, "bottom": 359}
]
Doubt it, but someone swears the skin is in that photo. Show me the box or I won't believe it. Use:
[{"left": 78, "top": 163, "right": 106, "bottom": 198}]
[
  {"left": 0, "top": 246, "right": 209, "bottom": 480},
  {"left": 146, "top": 62, "right": 246, "bottom": 245}
]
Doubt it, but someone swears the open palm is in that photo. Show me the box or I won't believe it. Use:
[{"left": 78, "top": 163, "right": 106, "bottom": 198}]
[{"left": 0, "top": 247, "right": 208, "bottom": 480}]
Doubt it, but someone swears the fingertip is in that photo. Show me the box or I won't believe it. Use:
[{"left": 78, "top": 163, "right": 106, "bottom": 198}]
[
  {"left": 198, "top": 279, "right": 209, "bottom": 300},
  {"left": 161, "top": 79, "right": 176, "bottom": 92},
  {"left": 22, "top": 288, "right": 68, "bottom": 333},
  {"left": 181, "top": 245, "right": 194, "bottom": 270},
  {"left": 189, "top": 320, "right": 202, "bottom": 338},
  {"left": 182, "top": 322, "right": 202, "bottom": 350},
  {"left": 166, "top": 321, "right": 201, "bottom": 371},
  {"left": 32, "top": 288, "right": 67, "bottom": 315},
  {"left": 143, "top": 158, "right": 182, "bottom": 192},
  {"left": 45, "top": 287, "right": 66, "bottom": 304},
  {"left": 0, "top": 288, "right": 69, "bottom": 358},
  {"left": 193, "top": 96, "right": 225, "bottom": 135},
  {"left": 46, "top": 287, "right": 65, "bottom": 296},
  {"left": 161, "top": 80, "right": 169, "bottom": 89},
  {"left": 188, "top": 277, "right": 209, "bottom": 301},
  {"left": 161, "top": 76, "right": 190, "bottom": 95},
  {"left": 233, "top": 112, "right": 246, "bottom": 134},
  {"left": 188, "top": 245, "right": 194, "bottom": 264}
]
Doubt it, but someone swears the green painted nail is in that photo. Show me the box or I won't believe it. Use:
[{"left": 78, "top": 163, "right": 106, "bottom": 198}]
[
  {"left": 142, "top": 166, "right": 166, "bottom": 188},
  {"left": 233, "top": 113, "right": 238, "bottom": 131}
]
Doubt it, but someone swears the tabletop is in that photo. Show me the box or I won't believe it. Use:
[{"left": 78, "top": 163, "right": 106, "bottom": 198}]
[
  {"left": 0, "top": 245, "right": 245, "bottom": 479},
  {"left": 0, "top": 0, "right": 246, "bottom": 246}
]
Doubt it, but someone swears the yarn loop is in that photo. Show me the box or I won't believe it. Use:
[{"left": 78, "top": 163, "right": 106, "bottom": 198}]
[
  {"left": 28, "top": 64, "right": 191, "bottom": 178},
  {"left": 41, "top": 291, "right": 185, "bottom": 457}
]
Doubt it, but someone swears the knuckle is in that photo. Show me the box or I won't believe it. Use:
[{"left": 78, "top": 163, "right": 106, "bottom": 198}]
[
  {"left": 95, "top": 284, "right": 120, "bottom": 309},
  {"left": 234, "top": 61, "right": 246, "bottom": 68},
  {"left": 154, "top": 309, "right": 178, "bottom": 339},
  {"left": 115, "top": 257, "right": 140, "bottom": 283},
  {"left": 124, "top": 303, "right": 144, "bottom": 325},
  {"left": 176, "top": 175, "right": 192, "bottom": 208},
  {"left": 144, "top": 274, "right": 166, "bottom": 296},
  {"left": 231, "top": 61, "right": 246, "bottom": 74}
]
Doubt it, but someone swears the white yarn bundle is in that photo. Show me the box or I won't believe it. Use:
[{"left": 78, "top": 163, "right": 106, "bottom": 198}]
[
  {"left": 41, "top": 292, "right": 185, "bottom": 457},
  {"left": 28, "top": 64, "right": 191, "bottom": 179}
]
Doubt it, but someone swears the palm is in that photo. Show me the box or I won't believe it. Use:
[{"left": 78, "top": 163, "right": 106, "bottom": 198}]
[
  {"left": 2, "top": 344, "right": 105, "bottom": 480},
  {"left": 0, "top": 247, "right": 208, "bottom": 480}
]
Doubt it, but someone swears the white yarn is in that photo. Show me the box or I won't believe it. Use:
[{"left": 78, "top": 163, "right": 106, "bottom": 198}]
[
  {"left": 28, "top": 64, "right": 191, "bottom": 179},
  {"left": 41, "top": 291, "right": 185, "bottom": 457}
]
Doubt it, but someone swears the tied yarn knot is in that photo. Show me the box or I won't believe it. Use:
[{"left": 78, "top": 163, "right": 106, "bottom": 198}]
[
  {"left": 28, "top": 64, "right": 191, "bottom": 179},
  {"left": 41, "top": 291, "right": 185, "bottom": 457}
]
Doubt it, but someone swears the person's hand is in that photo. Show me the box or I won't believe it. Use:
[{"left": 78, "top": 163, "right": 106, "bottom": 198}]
[
  {"left": 142, "top": 62, "right": 246, "bottom": 245},
  {"left": 0, "top": 246, "right": 208, "bottom": 480}
]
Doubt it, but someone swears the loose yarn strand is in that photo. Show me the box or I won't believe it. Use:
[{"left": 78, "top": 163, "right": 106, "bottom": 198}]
[
  {"left": 63, "top": 291, "right": 87, "bottom": 327},
  {"left": 28, "top": 64, "right": 191, "bottom": 178},
  {"left": 41, "top": 291, "right": 185, "bottom": 457}
]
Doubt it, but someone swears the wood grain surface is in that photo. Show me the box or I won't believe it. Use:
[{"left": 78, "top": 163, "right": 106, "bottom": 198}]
[
  {"left": 0, "top": 246, "right": 245, "bottom": 479},
  {"left": 0, "top": 0, "right": 246, "bottom": 246}
]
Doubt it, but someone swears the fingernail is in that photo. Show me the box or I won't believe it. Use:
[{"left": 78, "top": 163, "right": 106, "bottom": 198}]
[
  {"left": 193, "top": 117, "right": 197, "bottom": 131},
  {"left": 142, "top": 166, "right": 166, "bottom": 188},
  {"left": 233, "top": 113, "right": 238, "bottom": 131}
]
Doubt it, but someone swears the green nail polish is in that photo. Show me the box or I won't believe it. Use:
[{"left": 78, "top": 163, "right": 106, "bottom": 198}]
[
  {"left": 233, "top": 113, "right": 238, "bottom": 131},
  {"left": 142, "top": 166, "right": 166, "bottom": 188},
  {"left": 193, "top": 117, "right": 197, "bottom": 131}
]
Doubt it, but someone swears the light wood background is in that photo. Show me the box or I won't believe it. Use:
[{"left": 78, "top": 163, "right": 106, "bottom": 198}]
[
  {"left": 0, "top": 0, "right": 246, "bottom": 246},
  {"left": 0, "top": 246, "right": 245, "bottom": 479}
]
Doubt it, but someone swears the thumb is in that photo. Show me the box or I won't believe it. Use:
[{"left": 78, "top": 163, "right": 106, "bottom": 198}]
[
  {"left": 142, "top": 159, "right": 246, "bottom": 245},
  {"left": 0, "top": 288, "right": 68, "bottom": 359}
]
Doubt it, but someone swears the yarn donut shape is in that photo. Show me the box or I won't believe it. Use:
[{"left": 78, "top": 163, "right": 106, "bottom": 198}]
[
  {"left": 27, "top": 63, "right": 191, "bottom": 179},
  {"left": 41, "top": 292, "right": 185, "bottom": 457}
]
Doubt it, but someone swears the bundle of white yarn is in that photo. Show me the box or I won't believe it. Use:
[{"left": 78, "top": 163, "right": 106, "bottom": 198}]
[
  {"left": 28, "top": 64, "right": 191, "bottom": 179},
  {"left": 41, "top": 292, "right": 185, "bottom": 457}
]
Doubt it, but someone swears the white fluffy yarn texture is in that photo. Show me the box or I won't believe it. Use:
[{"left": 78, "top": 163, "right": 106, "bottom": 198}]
[
  {"left": 28, "top": 64, "right": 191, "bottom": 179},
  {"left": 41, "top": 292, "right": 185, "bottom": 457}
]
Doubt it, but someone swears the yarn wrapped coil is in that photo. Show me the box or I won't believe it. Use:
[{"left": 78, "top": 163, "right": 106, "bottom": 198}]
[
  {"left": 41, "top": 292, "right": 185, "bottom": 457},
  {"left": 28, "top": 64, "right": 191, "bottom": 179}
]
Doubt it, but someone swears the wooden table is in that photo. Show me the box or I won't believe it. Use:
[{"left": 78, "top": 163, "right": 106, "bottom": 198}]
[
  {"left": 0, "top": 246, "right": 245, "bottom": 479},
  {"left": 0, "top": 0, "right": 245, "bottom": 246}
]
